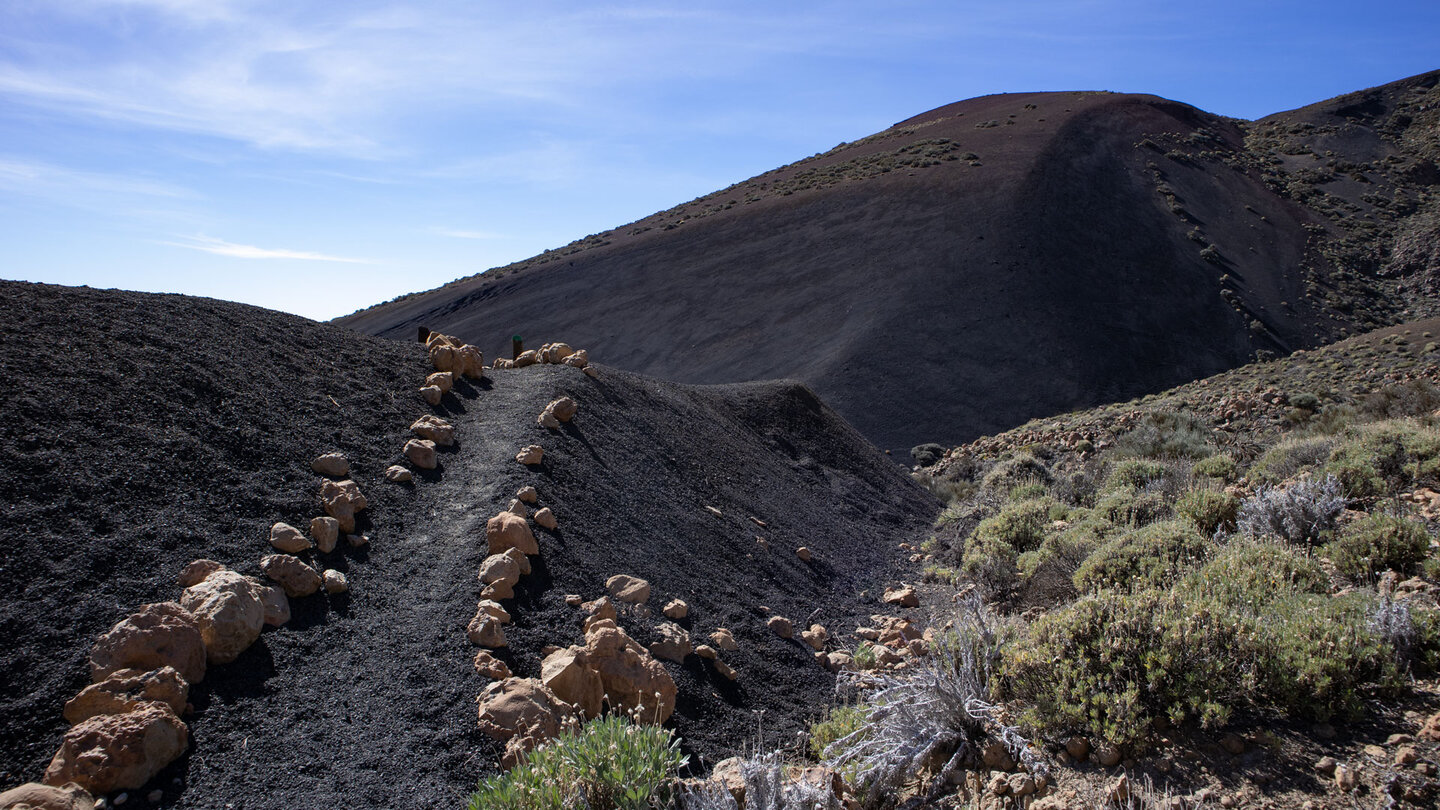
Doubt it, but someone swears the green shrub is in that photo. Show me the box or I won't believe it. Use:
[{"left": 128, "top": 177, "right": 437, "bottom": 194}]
[
  {"left": 1007, "top": 480, "right": 1050, "bottom": 502},
  {"left": 1324, "top": 513, "right": 1430, "bottom": 578},
  {"left": 1255, "top": 593, "right": 1410, "bottom": 721},
  {"left": 468, "top": 716, "right": 686, "bottom": 810},
  {"left": 1249, "top": 436, "right": 1336, "bottom": 484},
  {"left": 1003, "top": 589, "right": 1256, "bottom": 743},
  {"left": 1096, "top": 488, "right": 1170, "bottom": 528},
  {"left": 1178, "top": 538, "right": 1329, "bottom": 609},
  {"left": 1072, "top": 520, "right": 1209, "bottom": 593},
  {"left": 1018, "top": 521, "right": 1107, "bottom": 584},
  {"left": 1325, "top": 421, "right": 1440, "bottom": 498},
  {"left": 1192, "top": 453, "right": 1238, "bottom": 482},
  {"left": 982, "top": 453, "right": 1052, "bottom": 491},
  {"left": 1290, "top": 392, "right": 1321, "bottom": 412},
  {"left": 809, "top": 705, "right": 866, "bottom": 761},
  {"left": 1175, "top": 488, "right": 1239, "bottom": 535},
  {"left": 1104, "top": 459, "right": 1168, "bottom": 491},
  {"left": 1113, "top": 411, "right": 1214, "bottom": 458}
]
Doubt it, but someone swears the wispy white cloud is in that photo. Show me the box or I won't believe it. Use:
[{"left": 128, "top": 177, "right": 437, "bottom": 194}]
[
  {"left": 0, "top": 156, "right": 195, "bottom": 199},
  {"left": 162, "top": 234, "right": 371, "bottom": 263}
]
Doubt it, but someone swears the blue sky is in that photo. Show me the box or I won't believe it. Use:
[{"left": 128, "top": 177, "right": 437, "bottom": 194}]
[{"left": 2, "top": 1, "right": 1437, "bottom": 321}]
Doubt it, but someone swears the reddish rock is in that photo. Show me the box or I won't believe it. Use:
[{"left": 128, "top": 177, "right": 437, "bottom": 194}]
[
  {"left": 486, "top": 512, "right": 539, "bottom": 556},
  {"left": 89, "top": 603, "right": 206, "bottom": 686},
  {"left": 43, "top": 705, "right": 188, "bottom": 794},
  {"left": 62, "top": 667, "right": 188, "bottom": 725}
]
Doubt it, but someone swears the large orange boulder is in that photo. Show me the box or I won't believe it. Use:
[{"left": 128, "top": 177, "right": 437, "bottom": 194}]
[
  {"left": 319, "top": 479, "right": 367, "bottom": 533},
  {"left": 486, "top": 512, "right": 538, "bottom": 556},
  {"left": 63, "top": 667, "right": 188, "bottom": 725},
  {"left": 0, "top": 782, "right": 93, "bottom": 810},
  {"left": 43, "top": 704, "right": 188, "bottom": 794},
  {"left": 582, "top": 620, "right": 676, "bottom": 724},
  {"left": 179, "top": 570, "right": 265, "bottom": 664},
  {"left": 476, "top": 678, "right": 579, "bottom": 768},
  {"left": 88, "top": 603, "right": 205, "bottom": 685}
]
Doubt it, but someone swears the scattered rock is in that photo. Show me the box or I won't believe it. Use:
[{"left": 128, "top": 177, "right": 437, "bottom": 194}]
[
  {"left": 515, "top": 445, "right": 544, "bottom": 465},
  {"left": 882, "top": 585, "right": 919, "bottom": 608},
  {"left": 801, "top": 624, "right": 828, "bottom": 650},
  {"left": 310, "top": 452, "right": 349, "bottom": 477},
  {"left": 89, "top": 602, "right": 206, "bottom": 686},
  {"left": 1107, "top": 775, "right": 1130, "bottom": 806},
  {"left": 1420, "top": 710, "right": 1440, "bottom": 741},
  {"left": 564, "top": 594, "right": 583, "bottom": 607},
  {"left": 347, "top": 533, "right": 369, "bottom": 548},
  {"left": 695, "top": 645, "right": 718, "bottom": 660},
  {"left": 1220, "top": 733, "right": 1246, "bottom": 755},
  {"left": 533, "top": 507, "right": 558, "bottom": 530},
  {"left": 319, "top": 479, "right": 367, "bottom": 533},
  {"left": 541, "top": 343, "right": 575, "bottom": 364},
  {"left": 410, "top": 415, "right": 455, "bottom": 446},
  {"left": 179, "top": 570, "right": 265, "bottom": 664},
  {"left": 384, "top": 465, "right": 413, "bottom": 483},
  {"left": 478, "top": 552, "right": 522, "bottom": 600},
  {"left": 583, "top": 366, "right": 599, "bottom": 378},
  {"left": 713, "top": 660, "right": 738, "bottom": 681},
  {"left": 322, "top": 570, "right": 348, "bottom": 594},
  {"left": 1334, "top": 763, "right": 1356, "bottom": 791},
  {"left": 662, "top": 599, "right": 688, "bottom": 620},
  {"left": 310, "top": 516, "right": 339, "bottom": 553},
  {"left": 795, "top": 546, "right": 813, "bottom": 561},
  {"left": 419, "top": 385, "right": 443, "bottom": 406},
  {"left": 43, "top": 704, "right": 188, "bottom": 794},
  {"left": 1093, "top": 744, "right": 1122, "bottom": 768},
  {"left": 475, "top": 678, "right": 579, "bottom": 768},
  {"left": 504, "top": 547, "right": 532, "bottom": 576},
  {"left": 425, "top": 371, "right": 454, "bottom": 394},
  {"left": 63, "top": 667, "right": 188, "bottom": 725},
  {"left": 0, "top": 782, "right": 94, "bottom": 810},
  {"left": 710, "top": 628, "right": 739, "bottom": 651},
  {"left": 537, "top": 409, "right": 561, "bottom": 430},
  {"left": 516, "top": 485, "right": 539, "bottom": 504},
  {"left": 486, "top": 512, "right": 539, "bottom": 556},
  {"left": 259, "top": 554, "right": 323, "bottom": 598},
  {"left": 1065, "top": 736, "right": 1090, "bottom": 763},
  {"left": 259, "top": 585, "right": 290, "bottom": 627},
  {"left": 513, "top": 349, "right": 539, "bottom": 368},
  {"left": 541, "top": 647, "right": 605, "bottom": 718},
  {"left": 872, "top": 615, "right": 922, "bottom": 647},
  {"left": 705, "top": 506, "right": 723, "bottom": 517},
  {"left": 268, "top": 522, "right": 311, "bottom": 553},
  {"left": 1008, "top": 773, "right": 1036, "bottom": 798},
  {"left": 767, "top": 615, "right": 794, "bottom": 639},
  {"left": 1313, "top": 756, "right": 1337, "bottom": 775},
  {"left": 475, "top": 600, "right": 512, "bottom": 625},
  {"left": 648, "top": 622, "right": 692, "bottom": 663},
  {"left": 605, "top": 574, "right": 651, "bottom": 604},
  {"left": 1386, "top": 733, "right": 1415, "bottom": 745},
  {"left": 176, "top": 560, "right": 224, "bottom": 589},
  {"left": 824, "top": 651, "right": 851, "bottom": 671},
  {"left": 473, "top": 651, "right": 512, "bottom": 680},
  {"left": 582, "top": 619, "right": 677, "bottom": 723},
  {"left": 467, "top": 613, "right": 507, "bottom": 648},
  {"left": 404, "top": 438, "right": 437, "bottom": 470},
  {"left": 564, "top": 349, "right": 589, "bottom": 368},
  {"left": 982, "top": 740, "right": 1016, "bottom": 772},
  {"left": 547, "top": 397, "right": 578, "bottom": 422},
  {"left": 507, "top": 499, "right": 528, "bottom": 517}
]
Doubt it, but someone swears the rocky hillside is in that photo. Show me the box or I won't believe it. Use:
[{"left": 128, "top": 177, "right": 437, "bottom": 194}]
[
  {"left": 0, "top": 280, "right": 935, "bottom": 809},
  {"left": 337, "top": 71, "right": 1440, "bottom": 453}
]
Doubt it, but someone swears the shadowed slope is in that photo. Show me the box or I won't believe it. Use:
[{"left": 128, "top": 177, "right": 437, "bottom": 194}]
[{"left": 339, "top": 72, "right": 1440, "bottom": 452}]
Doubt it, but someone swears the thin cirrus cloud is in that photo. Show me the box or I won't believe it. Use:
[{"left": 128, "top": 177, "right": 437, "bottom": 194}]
[
  {"left": 434, "top": 228, "right": 503, "bottom": 240},
  {"left": 162, "top": 234, "right": 372, "bottom": 264}
]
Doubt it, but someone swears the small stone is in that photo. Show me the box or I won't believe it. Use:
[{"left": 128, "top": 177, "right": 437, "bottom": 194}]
[
  {"left": 583, "top": 366, "right": 598, "bottom": 378},
  {"left": 487, "top": 512, "right": 539, "bottom": 556},
  {"left": 310, "top": 452, "right": 349, "bottom": 477},
  {"left": 310, "top": 516, "right": 339, "bottom": 554},
  {"left": 410, "top": 415, "right": 455, "bottom": 446},
  {"left": 259, "top": 585, "right": 290, "bottom": 627},
  {"left": 564, "top": 594, "right": 583, "bottom": 607},
  {"left": 473, "top": 651, "right": 512, "bottom": 680},
  {"left": 269, "top": 522, "right": 311, "bottom": 553},
  {"left": 710, "top": 628, "right": 739, "bottom": 651},
  {"left": 695, "top": 645, "right": 718, "bottom": 660},
  {"left": 824, "top": 651, "right": 851, "bottom": 671},
  {"left": 147, "top": 790, "right": 162, "bottom": 803},
  {"left": 179, "top": 571, "right": 265, "bottom": 664},
  {"left": 467, "top": 614, "right": 507, "bottom": 648},
  {"left": 1363, "top": 744, "right": 1386, "bottom": 760},
  {"left": 507, "top": 499, "right": 529, "bottom": 517},
  {"left": 426, "top": 371, "right": 454, "bottom": 394},
  {"left": 319, "top": 479, "right": 367, "bottom": 534},
  {"left": 1334, "top": 763, "right": 1356, "bottom": 791},
  {"left": 322, "top": 570, "right": 348, "bottom": 594},
  {"left": 767, "top": 615, "right": 794, "bottom": 639},
  {"left": 1106, "top": 776, "right": 1130, "bottom": 805},
  {"left": 1094, "top": 744, "right": 1122, "bottom": 768},
  {"left": 547, "top": 397, "right": 578, "bottom": 422},
  {"left": 260, "top": 554, "right": 322, "bottom": 598},
  {"left": 1394, "top": 745, "right": 1419, "bottom": 766},
  {"left": 534, "top": 507, "right": 558, "bottom": 530},
  {"left": 537, "top": 409, "right": 561, "bottom": 430},
  {"left": 1220, "top": 733, "right": 1246, "bottom": 755},
  {"left": 882, "top": 585, "right": 919, "bottom": 608},
  {"left": 420, "top": 384, "right": 442, "bottom": 405},
  {"left": 605, "top": 574, "right": 651, "bottom": 604},
  {"left": 1386, "top": 733, "right": 1415, "bottom": 745},
  {"left": 517, "top": 486, "right": 539, "bottom": 504},
  {"left": 981, "top": 740, "right": 1015, "bottom": 771},
  {"left": 662, "top": 599, "right": 688, "bottom": 620},
  {"left": 713, "top": 660, "right": 737, "bottom": 680},
  {"left": 384, "top": 465, "right": 413, "bottom": 483},
  {"left": 1065, "top": 736, "right": 1090, "bottom": 762},
  {"left": 1313, "top": 755, "right": 1337, "bottom": 775},
  {"left": 648, "top": 622, "right": 691, "bottom": 663},
  {"left": 0, "top": 782, "right": 95, "bottom": 810},
  {"left": 516, "top": 445, "right": 544, "bottom": 465},
  {"left": 795, "top": 546, "right": 812, "bottom": 561},
  {"left": 404, "top": 438, "right": 437, "bottom": 470},
  {"left": 347, "top": 533, "right": 369, "bottom": 548},
  {"left": 801, "top": 624, "right": 828, "bottom": 650}
]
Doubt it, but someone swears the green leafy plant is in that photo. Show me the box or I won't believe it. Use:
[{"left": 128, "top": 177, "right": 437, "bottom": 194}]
[
  {"left": 1192, "top": 453, "right": 1238, "bottom": 482},
  {"left": 1325, "top": 513, "right": 1430, "bottom": 578},
  {"left": 1175, "top": 488, "right": 1239, "bottom": 536},
  {"left": 468, "top": 716, "right": 686, "bottom": 810},
  {"left": 1071, "top": 520, "right": 1209, "bottom": 593}
]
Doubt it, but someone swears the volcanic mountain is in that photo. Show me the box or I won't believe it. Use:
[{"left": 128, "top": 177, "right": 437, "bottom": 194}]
[
  {"left": 338, "top": 70, "right": 1440, "bottom": 452},
  {"left": 0, "top": 281, "right": 933, "bottom": 808}
]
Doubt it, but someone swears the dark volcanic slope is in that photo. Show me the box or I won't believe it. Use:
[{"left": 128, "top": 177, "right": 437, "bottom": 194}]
[
  {"left": 0, "top": 281, "right": 933, "bottom": 808},
  {"left": 338, "top": 71, "right": 1440, "bottom": 452}
]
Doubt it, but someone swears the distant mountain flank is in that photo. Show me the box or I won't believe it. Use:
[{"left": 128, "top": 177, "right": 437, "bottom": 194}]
[{"left": 338, "top": 71, "right": 1440, "bottom": 451}]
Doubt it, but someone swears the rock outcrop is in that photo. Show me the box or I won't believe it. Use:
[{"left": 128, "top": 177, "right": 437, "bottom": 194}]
[
  {"left": 43, "top": 704, "right": 189, "bottom": 794},
  {"left": 89, "top": 603, "right": 206, "bottom": 686}
]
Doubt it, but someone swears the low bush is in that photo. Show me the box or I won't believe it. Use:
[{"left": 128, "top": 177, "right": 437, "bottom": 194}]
[
  {"left": 981, "top": 453, "right": 1052, "bottom": 491},
  {"left": 1175, "top": 488, "right": 1239, "bottom": 536},
  {"left": 1192, "top": 453, "right": 1238, "bottom": 482},
  {"left": 1325, "top": 513, "right": 1431, "bottom": 578},
  {"left": 1006, "top": 480, "right": 1050, "bottom": 502},
  {"left": 468, "top": 716, "right": 686, "bottom": 810},
  {"left": 1072, "top": 520, "right": 1209, "bottom": 593},
  {"left": 679, "top": 751, "right": 839, "bottom": 810},
  {"left": 1112, "top": 411, "right": 1214, "bottom": 459},
  {"left": 1236, "top": 475, "right": 1345, "bottom": 544},
  {"left": 1104, "top": 459, "right": 1168, "bottom": 491},
  {"left": 809, "top": 705, "right": 866, "bottom": 762},
  {"left": 1178, "top": 538, "right": 1329, "bottom": 609},
  {"left": 1248, "top": 436, "right": 1336, "bottom": 484},
  {"left": 960, "top": 498, "right": 1064, "bottom": 589},
  {"left": 1325, "top": 421, "right": 1440, "bottom": 499},
  {"left": 1095, "top": 488, "right": 1170, "bottom": 528},
  {"left": 1003, "top": 589, "right": 1255, "bottom": 744}
]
